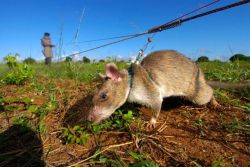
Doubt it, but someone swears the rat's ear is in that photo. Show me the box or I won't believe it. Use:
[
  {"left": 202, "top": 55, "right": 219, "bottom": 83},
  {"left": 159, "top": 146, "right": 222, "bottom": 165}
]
[
  {"left": 98, "top": 73, "right": 107, "bottom": 81},
  {"left": 105, "top": 63, "right": 121, "bottom": 81}
]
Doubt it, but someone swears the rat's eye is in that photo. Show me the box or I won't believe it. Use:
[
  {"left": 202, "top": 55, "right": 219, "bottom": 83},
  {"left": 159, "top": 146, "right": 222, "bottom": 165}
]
[{"left": 100, "top": 93, "right": 108, "bottom": 101}]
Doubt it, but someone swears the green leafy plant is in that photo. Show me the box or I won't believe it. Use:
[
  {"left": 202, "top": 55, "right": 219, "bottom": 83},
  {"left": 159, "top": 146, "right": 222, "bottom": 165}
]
[
  {"left": 4, "top": 55, "right": 17, "bottom": 68},
  {"left": 89, "top": 109, "right": 135, "bottom": 134},
  {"left": 3, "top": 63, "right": 34, "bottom": 85},
  {"left": 28, "top": 105, "right": 38, "bottom": 113},
  {"left": 112, "top": 110, "right": 134, "bottom": 128},
  {"left": 13, "top": 117, "right": 30, "bottom": 126},
  {"left": 87, "top": 149, "right": 158, "bottom": 166},
  {"left": 195, "top": 118, "right": 206, "bottom": 136},
  {"left": 89, "top": 149, "right": 123, "bottom": 166},
  {"left": 210, "top": 161, "right": 222, "bottom": 167},
  {"left": 63, "top": 108, "right": 135, "bottom": 145},
  {"left": 37, "top": 97, "right": 58, "bottom": 135},
  {"left": 127, "top": 150, "right": 159, "bottom": 167},
  {"left": 62, "top": 125, "right": 89, "bottom": 145}
]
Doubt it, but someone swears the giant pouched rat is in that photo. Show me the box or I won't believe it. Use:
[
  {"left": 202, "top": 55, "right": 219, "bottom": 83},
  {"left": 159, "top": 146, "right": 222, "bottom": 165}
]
[{"left": 87, "top": 50, "right": 250, "bottom": 128}]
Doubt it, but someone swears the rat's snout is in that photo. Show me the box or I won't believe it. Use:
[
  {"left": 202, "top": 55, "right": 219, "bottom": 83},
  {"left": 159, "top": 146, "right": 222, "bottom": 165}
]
[
  {"left": 87, "top": 106, "right": 101, "bottom": 123},
  {"left": 87, "top": 105, "right": 115, "bottom": 123},
  {"left": 87, "top": 113, "right": 95, "bottom": 121}
]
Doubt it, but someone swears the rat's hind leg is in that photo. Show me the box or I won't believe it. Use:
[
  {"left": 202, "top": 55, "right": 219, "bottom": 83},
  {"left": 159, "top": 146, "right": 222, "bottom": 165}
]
[
  {"left": 187, "top": 67, "right": 219, "bottom": 107},
  {"left": 209, "top": 95, "right": 220, "bottom": 107},
  {"left": 189, "top": 83, "right": 214, "bottom": 106},
  {"left": 190, "top": 84, "right": 220, "bottom": 107}
]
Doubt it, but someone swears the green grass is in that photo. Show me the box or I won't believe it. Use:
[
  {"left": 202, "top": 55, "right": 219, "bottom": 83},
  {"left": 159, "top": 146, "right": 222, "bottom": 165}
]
[
  {"left": 0, "top": 64, "right": 8, "bottom": 79},
  {"left": 198, "top": 61, "right": 250, "bottom": 109},
  {"left": 0, "top": 61, "right": 128, "bottom": 84},
  {"left": 222, "top": 117, "right": 250, "bottom": 134},
  {"left": 31, "top": 61, "right": 128, "bottom": 82},
  {"left": 1, "top": 60, "right": 249, "bottom": 83},
  {"left": 198, "top": 61, "right": 250, "bottom": 82}
]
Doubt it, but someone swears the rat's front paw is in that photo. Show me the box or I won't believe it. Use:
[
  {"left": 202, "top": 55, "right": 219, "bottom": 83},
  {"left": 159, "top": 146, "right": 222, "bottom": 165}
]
[{"left": 145, "top": 118, "right": 157, "bottom": 130}]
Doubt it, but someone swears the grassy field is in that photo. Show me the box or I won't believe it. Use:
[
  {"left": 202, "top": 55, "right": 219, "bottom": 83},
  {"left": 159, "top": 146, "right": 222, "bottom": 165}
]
[{"left": 0, "top": 60, "right": 249, "bottom": 166}]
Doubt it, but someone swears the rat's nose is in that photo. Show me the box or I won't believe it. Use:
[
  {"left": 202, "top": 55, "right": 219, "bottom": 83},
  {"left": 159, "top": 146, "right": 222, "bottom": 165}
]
[{"left": 88, "top": 114, "right": 94, "bottom": 121}]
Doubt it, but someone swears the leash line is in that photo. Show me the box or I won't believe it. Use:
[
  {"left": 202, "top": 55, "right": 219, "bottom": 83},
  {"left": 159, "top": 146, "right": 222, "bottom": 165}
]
[{"left": 63, "top": 0, "right": 250, "bottom": 59}]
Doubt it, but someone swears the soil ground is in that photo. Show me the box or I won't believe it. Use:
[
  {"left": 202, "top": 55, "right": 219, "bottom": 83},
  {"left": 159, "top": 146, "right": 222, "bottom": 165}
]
[{"left": 0, "top": 79, "right": 249, "bottom": 167}]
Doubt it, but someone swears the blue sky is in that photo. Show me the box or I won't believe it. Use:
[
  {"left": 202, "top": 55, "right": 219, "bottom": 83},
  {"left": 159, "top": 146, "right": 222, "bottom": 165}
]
[{"left": 0, "top": 0, "right": 249, "bottom": 62}]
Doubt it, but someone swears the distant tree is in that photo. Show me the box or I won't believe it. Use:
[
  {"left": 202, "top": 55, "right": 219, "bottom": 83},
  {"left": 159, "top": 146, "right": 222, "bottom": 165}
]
[
  {"left": 196, "top": 56, "right": 209, "bottom": 62},
  {"left": 106, "top": 55, "right": 118, "bottom": 62},
  {"left": 23, "top": 57, "right": 36, "bottom": 64},
  {"left": 65, "top": 56, "right": 72, "bottom": 62},
  {"left": 83, "top": 56, "right": 91, "bottom": 63},
  {"left": 212, "top": 59, "right": 222, "bottom": 63},
  {"left": 99, "top": 59, "right": 105, "bottom": 63},
  {"left": 119, "top": 60, "right": 126, "bottom": 63},
  {"left": 229, "top": 54, "right": 250, "bottom": 62}
]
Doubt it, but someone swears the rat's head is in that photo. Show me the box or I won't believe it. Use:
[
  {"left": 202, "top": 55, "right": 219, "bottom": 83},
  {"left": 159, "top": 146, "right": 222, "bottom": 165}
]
[{"left": 88, "top": 63, "right": 129, "bottom": 123}]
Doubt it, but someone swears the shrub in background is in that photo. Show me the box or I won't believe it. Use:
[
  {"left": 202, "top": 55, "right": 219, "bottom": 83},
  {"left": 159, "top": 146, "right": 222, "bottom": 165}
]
[
  {"left": 196, "top": 56, "right": 209, "bottom": 62},
  {"left": 65, "top": 56, "right": 73, "bottom": 62},
  {"left": 83, "top": 56, "right": 91, "bottom": 63},
  {"left": 229, "top": 54, "right": 250, "bottom": 62},
  {"left": 23, "top": 57, "right": 36, "bottom": 64},
  {"left": 212, "top": 59, "right": 222, "bottom": 63}
]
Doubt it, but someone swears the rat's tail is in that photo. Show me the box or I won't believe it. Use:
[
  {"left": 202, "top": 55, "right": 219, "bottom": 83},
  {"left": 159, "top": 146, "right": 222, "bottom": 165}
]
[{"left": 207, "top": 80, "right": 250, "bottom": 90}]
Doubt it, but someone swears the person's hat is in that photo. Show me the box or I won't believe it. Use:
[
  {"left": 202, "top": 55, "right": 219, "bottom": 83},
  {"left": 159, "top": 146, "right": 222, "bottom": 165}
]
[{"left": 44, "top": 32, "right": 50, "bottom": 36}]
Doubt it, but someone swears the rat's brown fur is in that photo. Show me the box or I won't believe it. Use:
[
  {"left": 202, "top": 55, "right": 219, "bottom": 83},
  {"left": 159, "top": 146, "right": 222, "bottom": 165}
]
[
  {"left": 89, "top": 50, "right": 248, "bottom": 128},
  {"left": 127, "top": 50, "right": 217, "bottom": 127}
]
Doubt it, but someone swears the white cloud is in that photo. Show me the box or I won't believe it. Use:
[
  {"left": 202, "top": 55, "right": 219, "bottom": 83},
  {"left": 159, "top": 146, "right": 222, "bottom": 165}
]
[{"left": 72, "top": 50, "right": 81, "bottom": 61}]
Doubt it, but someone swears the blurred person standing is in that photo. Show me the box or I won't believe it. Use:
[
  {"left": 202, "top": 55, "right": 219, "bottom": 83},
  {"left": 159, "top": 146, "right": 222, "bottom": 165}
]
[{"left": 41, "top": 32, "right": 55, "bottom": 65}]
